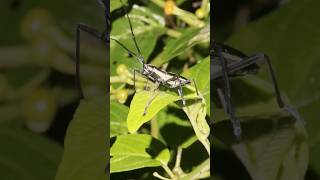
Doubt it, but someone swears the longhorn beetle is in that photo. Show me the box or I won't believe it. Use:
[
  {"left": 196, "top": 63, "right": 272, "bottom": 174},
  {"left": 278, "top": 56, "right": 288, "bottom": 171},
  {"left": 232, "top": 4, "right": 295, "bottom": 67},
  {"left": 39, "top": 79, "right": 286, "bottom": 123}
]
[
  {"left": 211, "top": 41, "right": 304, "bottom": 139},
  {"left": 111, "top": 0, "right": 194, "bottom": 115}
]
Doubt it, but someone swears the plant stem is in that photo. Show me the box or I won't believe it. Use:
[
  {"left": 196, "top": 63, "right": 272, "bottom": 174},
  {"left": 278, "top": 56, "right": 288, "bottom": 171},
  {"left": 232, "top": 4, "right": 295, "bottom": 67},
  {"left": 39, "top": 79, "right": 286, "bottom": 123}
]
[
  {"left": 153, "top": 172, "right": 171, "bottom": 180},
  {"left": 173, "top": 6, "right": 205, "bottom": 28},
  {"left": 173, "top": 147, "right": 185, "bottom": 177},
  {"left": 175, "top": 148, "right": 182, "bottom": 168},
  {"left": 179, "top": 159, "right": 210, "bottom": 179},
  {"left": 166, "top": 29, "right": 181, "bottom": 38},
  {"left": 161, "top": 163, "right": 176, "bottom": 179}
]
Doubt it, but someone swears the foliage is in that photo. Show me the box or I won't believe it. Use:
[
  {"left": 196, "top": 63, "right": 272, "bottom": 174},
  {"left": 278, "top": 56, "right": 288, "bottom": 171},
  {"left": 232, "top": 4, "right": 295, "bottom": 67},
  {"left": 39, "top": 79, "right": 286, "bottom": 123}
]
[
  {"left": 110, "top": 0, "right": 210, "bottom": 179},
  {"left": 213, "top": 0, "right": 313, "bottom": 179},
  {"left": 0, "top": 125, "right": 62, "bottom": 180},
  {"left": 0, "top": 0, "right": 106, "bottom": 180},
  {"left": 55, "top": 97, "right": 108, "bottom": 180}
]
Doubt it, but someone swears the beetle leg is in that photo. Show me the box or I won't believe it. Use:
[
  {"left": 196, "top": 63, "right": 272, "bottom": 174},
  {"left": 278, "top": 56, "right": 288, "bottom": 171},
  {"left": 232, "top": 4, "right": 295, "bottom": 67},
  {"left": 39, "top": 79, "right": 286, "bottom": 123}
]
[
  {"left": 245, "top": 53, "right": 305, "bottom": 125},
  {"left": 143, "top": 83, "right": 160, "bottom": 116},
  {"left": 177, "top": 79, "right": 186, "bottom": 106},
  {"left": 216, "top": 46, "right": 242, "bottom": 140}
]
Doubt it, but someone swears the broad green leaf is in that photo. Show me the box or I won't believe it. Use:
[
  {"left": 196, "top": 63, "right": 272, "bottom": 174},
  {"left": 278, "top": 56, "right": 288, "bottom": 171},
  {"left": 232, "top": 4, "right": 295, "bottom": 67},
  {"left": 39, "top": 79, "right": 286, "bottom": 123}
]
[
  {"left": 110, "top": 5, "right": 166, "bottom": 75},
  {"left": 152, "top": 25, "right": 210, "bottom": 66},
  {"left": 110, "top": 134, "right": 170, "bottom": 173},
  {"left": 127, "top": 90, "right": 180, "bottom": 133},
  {"left": 183, "top": 99, "right": 210, "bottom": 155},
  {"left": 110, "top": 0, "right": 128, "bottom": 12},
  {"left": 110, "top": 101, "right": 128, "bottom": 137},
  {"left": 186, "top": 57, "right": 210, "bottom": 92},
  {"left": 0, "top": 126, "right": 62, "bottom": 180},
  {"left": 55, "top": 97, "right": 108, "bottom": 180},
  {"left": 181, "top": 57, "right": 210, "bottom": 153}
]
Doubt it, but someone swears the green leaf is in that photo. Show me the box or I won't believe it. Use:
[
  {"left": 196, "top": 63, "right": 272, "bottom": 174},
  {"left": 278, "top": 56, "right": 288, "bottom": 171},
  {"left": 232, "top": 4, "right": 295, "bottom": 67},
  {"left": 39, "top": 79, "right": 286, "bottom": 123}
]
[
  {"left": 183, "top": 99, "right": 210, "bottom": 155},
  {"left": 110, "top": 5, "right": 166, "bottom": 75},
  {"left": 55, "top": 97, "right": 108, "bottom": 180},
  {"left": 152, "top": 25, "right": 210, "bottom": 66},
  {"left": 215, "top": 117, "right": 308, "bottom": 180},
  {"left": 127, "top": 91, "right": 180, "bottom": 133},
  {"left": 110, "top": 134, "right": 170, "bottom": 173},
  {"left": 110, "top": 0, "right": 128, "bottom": 12},
  {"left": 179, "top": 57, "right": 211, "bottom": 154},
  {"left": 226, "top": 0, "right": 316, "bottom": 177},
  {"left": 110, "top": 101, "right": 128, "bottom": 137},
  {"left": 126, "top": 57, "right": 210, "bottom": 135},
  {"left": 0, "top": 126, "right": 62, "bottom": 180},
  {"left": 185, "top": 57, "right": 210, "bottom": 115}
]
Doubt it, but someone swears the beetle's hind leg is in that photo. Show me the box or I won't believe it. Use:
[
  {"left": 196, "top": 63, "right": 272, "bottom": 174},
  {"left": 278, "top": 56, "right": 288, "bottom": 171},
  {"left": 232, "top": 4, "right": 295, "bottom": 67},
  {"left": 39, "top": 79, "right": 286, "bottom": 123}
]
[
  {"left": 162, "top": 75, "right": 187, "bottom": 106},
  {"left": 143, "top": 83, "right": 160, "bottom": 116},
  {"left": 177, "top": 78, "right": 186, "bottom": 106},
  {"left": 215, "top": 47, "right": 242, "bottom": 140},
  {"left": 248, "top": 54, "right": 305, "bottom": 124}
]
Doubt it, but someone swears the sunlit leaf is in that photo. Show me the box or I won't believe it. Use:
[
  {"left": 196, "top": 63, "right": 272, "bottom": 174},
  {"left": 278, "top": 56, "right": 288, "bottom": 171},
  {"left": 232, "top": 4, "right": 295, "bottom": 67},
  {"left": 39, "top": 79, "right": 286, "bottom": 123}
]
[
  {"left": 110, "top": 101, "right": 128, "bottom": 137},
  {"left": 110, "top": 0, "right": 128, "bottom": 12},
  {"left": 152, "top": 25, "right": 209, "bottom": 66},
  {"left": 185, "top": 57, "right": 210, "bottom": 115},
  {"left": 183, "top": 99, "right": 210, "bottom": 154},
  {"left": 127, "top": 91, "right": 180, "bottom": 133},
  {"left": 110, "top": 134, "right": 170, "bottom": 173}
]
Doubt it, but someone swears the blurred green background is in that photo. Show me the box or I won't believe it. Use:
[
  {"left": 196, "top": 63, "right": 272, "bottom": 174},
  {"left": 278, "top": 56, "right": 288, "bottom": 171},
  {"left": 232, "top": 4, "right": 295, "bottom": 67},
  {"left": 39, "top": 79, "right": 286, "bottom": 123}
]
[{"left": 0, "top": 0, "right": 107, "bottom": 179}]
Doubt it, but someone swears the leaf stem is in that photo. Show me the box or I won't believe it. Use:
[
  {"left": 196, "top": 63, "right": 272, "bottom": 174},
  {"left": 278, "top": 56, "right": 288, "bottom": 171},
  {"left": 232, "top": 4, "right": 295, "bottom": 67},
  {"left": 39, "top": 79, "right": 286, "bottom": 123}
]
[
  {"left": 153, "top": 172, "right": 171, "bottom": 180},
  {"left": 161, "top": 163, "right": 176, "bottom": 179},
  {"left": 173, "top": 147, "right": 185, "bottom": 177}
]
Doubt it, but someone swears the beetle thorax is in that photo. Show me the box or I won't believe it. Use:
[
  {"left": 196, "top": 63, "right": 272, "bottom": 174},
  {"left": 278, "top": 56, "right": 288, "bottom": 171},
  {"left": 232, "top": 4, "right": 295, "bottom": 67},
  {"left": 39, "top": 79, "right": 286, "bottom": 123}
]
[{"left": 142, "top": 64, "right": 153, "bottom": 75}]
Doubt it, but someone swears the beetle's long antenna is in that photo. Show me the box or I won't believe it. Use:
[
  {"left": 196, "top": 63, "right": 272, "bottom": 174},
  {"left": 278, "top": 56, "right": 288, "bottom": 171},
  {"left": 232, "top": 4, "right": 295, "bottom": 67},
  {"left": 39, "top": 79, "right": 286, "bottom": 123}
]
[
  {"left": 110, "top": 37, "right": 139, "bottom": 58},
  {"left": 119, "top": 0, "right": 144, "bottom": 63}
]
